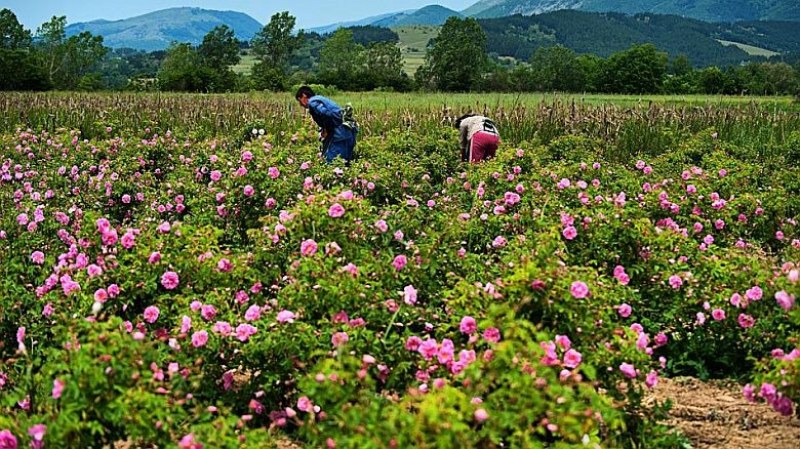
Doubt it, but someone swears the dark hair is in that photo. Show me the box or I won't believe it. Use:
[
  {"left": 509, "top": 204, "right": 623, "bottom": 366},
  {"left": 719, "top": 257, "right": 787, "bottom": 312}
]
[
  {"left": 295, "top": 85, "right": 315, "bottom": 100},
  {"left": 454, "top": 113, "right": 477, "bottom": 129}
]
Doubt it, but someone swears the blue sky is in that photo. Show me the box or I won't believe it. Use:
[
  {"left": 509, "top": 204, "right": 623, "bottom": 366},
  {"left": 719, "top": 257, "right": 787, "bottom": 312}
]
[{"left": 5, "top": 0, "right": 478, "bottom": 30}]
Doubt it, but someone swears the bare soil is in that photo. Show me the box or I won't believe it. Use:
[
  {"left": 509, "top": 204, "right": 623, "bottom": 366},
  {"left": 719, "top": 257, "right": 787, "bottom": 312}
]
[{"left": 649, "top": 377, "right": 800, "bottom": 449}]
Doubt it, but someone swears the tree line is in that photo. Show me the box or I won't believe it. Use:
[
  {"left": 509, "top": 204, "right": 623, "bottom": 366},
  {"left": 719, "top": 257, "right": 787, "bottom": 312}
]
[{"left": 2, "top": 9, "right": 799, "bottom": 97}]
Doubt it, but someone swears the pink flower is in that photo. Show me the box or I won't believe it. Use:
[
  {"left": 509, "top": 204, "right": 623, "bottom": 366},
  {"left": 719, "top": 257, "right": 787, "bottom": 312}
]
[
  {"left": 654, "top": 333, "right": 668, "bottom": 347},
  {"left": 161, "top": 271, "right": 180, "bottom": 290},
  {"left": 0, "top": 430, "right": 18, "bottom": 449},
  {"left": 52, "top": 379, "right": 65, "bottom": 399},
  {"left": 570, "top": 281, "right": 589, "bottom": 299},
  {"left": 492, "top": 236, "right": 507, "bottom": 248},
  {"left": 217, "top": 258, "right": 233, "bottom": 272},
  {"left": 392, "top": 255, "right": 408, "bottom": 271},
  {"left": 148, "top": 251, "right": 161, "bottom": 264},
  {"left": 619, "top": 363, "right": 637, "bottom": 379},
  {"left": 562, "top": 226, "right": 577, "bottom": 240},
  {"left": 235, "top": 324, "right": 257, "bottom": 342},
  {"left": 668, "top": 275, "right": 683, "bottom": 289},
  {"left": 403, "top": 285, "right": 417, "bottom": 305},
  {"left": 200, "top": 304, "right": 217, "bottom": 321},
  {"left": 474, "top": 408, "right": 489, "bottom": 423},
  {"left": 244, "top": 305, "right": 261, "bottom": 321},
  {"left": 331, "top": 332, "right": 349, "bottom": 347},
  {"left": 157, "top": 221, "right": 171, "bottom": 233},
  {"left": 178, "top": 433, "right": 202, "bottom": 449},
  {"left": 191, "top": 331, "right": 208, "bottom": 348},
  {"left": 555, "top": 335, "right": 571, "bottom": 350},
  {"left": 297, "top": 396, "right": 312, "bottom": 413},
  {"left": 277, "top": 310, "right": 296, "bottom": 323},
  {"left": 405, "top": 336, "right": 422, "bottom": 351},
  {"left": 483, "top": 327, "right": 501, "bottom": 343},
  {"left": 459, "top": 316, "right": 477, "bottom": 334},
  {"left": 696, "top": 312, "right": 706, "bottom": 326},
  {"left": 374, "top": 220, "right": 388, "bottom": 233},
  {"left": 738, "top": 313, "right": 755, "bottom": 328},
  {"left": 300, "top": 239, "right": 318, "bottom": 256},
  {"left": 30, "top": 251, "right": 45, "bottom": 265},
  {"left": 268, "top": 167, "right": 280, "bottom": 179},
  {"left": 328, "top": 203, "right": 345, "bottom": 218},
  {"left": 143, "top": 306, "right": 160, "bottom": 324},
  {"left": 418, "top": 338, "right": 439, "bottom": 360},
  {"left": 27, "top": 424, "right": 45, "bottom": 449},
  {"left": 775, "top": 291, "right": 795, "bottom": 311},
  {"left": 563, "top": 349, "right": 582, "bottom": 369},
  {"left": 213, "top": 322, "right": 232, "bottom": 336},
  {"left": 618, "top": 303, "right": 632, "bottom": 318},
  {"left": 645, "top": 371, "right": 659, "bottom": 389},
  {"left": 711, "top": 308, "right": 726, "bottom": 321},
  {"left": 210, "top": 170, "right": 222, "bottom": 181},
  {"left": 743, "top": 384, "right": 755, "bottom": 402},
  {"left": 243, "top": 185, "right": 255, "bottom": 197},
  {"left": 121, "top": 231, "right": 136, "bottom": 249},
  {"left": 745, "top": 286, "right": 763, "bottom": 301}
]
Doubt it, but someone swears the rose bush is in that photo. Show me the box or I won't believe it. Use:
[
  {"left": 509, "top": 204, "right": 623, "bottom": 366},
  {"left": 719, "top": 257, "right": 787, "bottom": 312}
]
[{"left": 0, "top": 121, "right": 797, "bottom": 448}]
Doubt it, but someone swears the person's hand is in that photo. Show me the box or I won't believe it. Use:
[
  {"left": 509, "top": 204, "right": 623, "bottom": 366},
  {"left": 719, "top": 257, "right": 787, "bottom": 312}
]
[{"left": 319, "top": 129, "right": 329, "bottom": 140}]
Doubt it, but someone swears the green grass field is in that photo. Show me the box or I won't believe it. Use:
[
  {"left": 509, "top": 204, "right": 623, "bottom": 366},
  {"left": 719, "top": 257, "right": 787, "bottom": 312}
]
[
  {"left": 392, "top": 25, "right": 440, "bottom": 75},
  {"left": 232, "top": 53, "right": 259, "bottom": 75},
  {"left": 717, "top": 40, "right": 780, "bottom": 57}
]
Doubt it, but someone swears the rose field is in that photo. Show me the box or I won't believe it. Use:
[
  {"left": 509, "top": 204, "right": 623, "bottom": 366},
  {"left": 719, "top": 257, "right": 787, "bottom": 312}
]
[{"left": 1, "top": 92, "right": 800, "bottom": 448}]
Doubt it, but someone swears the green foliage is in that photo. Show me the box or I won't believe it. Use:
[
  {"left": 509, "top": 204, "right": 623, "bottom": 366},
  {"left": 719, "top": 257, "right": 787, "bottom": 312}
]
[
  {"left": 198, "top": 25, "right": 241, "bottom": 71},
  {"left": 417, "top": 17, "right": 487, "bottom": 92},
  {"left": 0, "top": 8, "right": 31, "bottom": 50},
  {"left": 601, "top": 44, "right": 668, "bottom": 94},
  {"left": 529, "top": 46, "right": 586, "bottom": 92},
  {"left": 251, "top": 11, "right": 304, "bottom": 91}
]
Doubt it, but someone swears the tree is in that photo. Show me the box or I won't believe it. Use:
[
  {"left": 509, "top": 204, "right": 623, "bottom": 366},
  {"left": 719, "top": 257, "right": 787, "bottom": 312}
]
[
  {"left": 158, "top": 43, "right": 215, "bottom": 92},
  {"left": 600, "top": 44, "right": 668, "bottom": 94},
  {"left": 199, "top": 25, "right": 240, "bottom": 71},
  {"left": 698, "top": 67, "right": 727, "bottom": 94},
  {"left": 577, "top": 54, "right": 603, "bottom": 93},
  {"left": 317, "top": 28, "right": 364, "bottom": 90},
  {"left": 35, "top": 16, "right": 107, "bottom": 89},
  {"left": 0, "top": 8, "right": 31, "bottom": 49},
  {"left": 529, "top": 46, "right": 585, "bottom": 92},
  {"left": 671, "top": 54, "right": 693, "bottom": 76},
  {"left": 363, "top": 41, "right": 409, "bottom": 91},
  {"left": 416, "top": 17, "right": 487, "bottom": 92},
  {"left": 0, "top": 49, "right": 50, "bottom": 90},
  {"left": 251, "top": 11, "right": 303, "bottom": 90}
]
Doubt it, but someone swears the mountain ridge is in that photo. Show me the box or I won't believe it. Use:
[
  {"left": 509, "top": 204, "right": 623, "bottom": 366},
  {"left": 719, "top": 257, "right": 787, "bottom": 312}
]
[{"left": 65, "top": 7, "right": 263, "bottom": 51}]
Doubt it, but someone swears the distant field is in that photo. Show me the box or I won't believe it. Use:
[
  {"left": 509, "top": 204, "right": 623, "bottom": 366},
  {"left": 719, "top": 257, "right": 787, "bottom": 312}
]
[
  {"left": 717, "top": 40, "right": 780, "bottom": 57},
  {"left": 232, "top": 53, "right": 258, "bottom": 75},
  {"left": 392, "top": 25, "right": 440, "bottom": 75}
]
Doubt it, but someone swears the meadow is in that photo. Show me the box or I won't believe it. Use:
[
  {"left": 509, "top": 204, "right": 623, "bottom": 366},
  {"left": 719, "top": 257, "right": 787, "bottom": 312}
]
[{"left": 0, "top": 91, "right": 799, "bottom": 448}]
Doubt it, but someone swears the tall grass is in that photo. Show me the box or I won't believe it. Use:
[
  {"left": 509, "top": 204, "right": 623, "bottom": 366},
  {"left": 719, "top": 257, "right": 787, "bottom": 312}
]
[{"left": 1, "top": 92, "right": 798, "bottom": 161}]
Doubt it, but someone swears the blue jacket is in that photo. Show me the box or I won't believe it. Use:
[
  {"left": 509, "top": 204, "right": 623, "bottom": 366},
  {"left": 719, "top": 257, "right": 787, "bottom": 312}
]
[{"left": 307, "top": 95, "right": 357, "bottom": 163}]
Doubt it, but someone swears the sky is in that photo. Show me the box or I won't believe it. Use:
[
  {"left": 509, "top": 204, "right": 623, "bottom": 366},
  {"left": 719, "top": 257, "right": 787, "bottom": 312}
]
[{"left": 4, "top": 0, "right": 479, "bottom": 30}]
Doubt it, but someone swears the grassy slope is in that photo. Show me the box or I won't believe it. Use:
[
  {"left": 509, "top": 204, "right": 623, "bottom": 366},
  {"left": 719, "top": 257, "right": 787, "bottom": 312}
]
[
  {"left": 717, "top": 40, "right": 780, "bottom": 57},
  {"left": 232, "top": 53, "right": 259, "bottom": 75},
  {"left": 392, "top": 25, "right": 441, "bottom": 75}
]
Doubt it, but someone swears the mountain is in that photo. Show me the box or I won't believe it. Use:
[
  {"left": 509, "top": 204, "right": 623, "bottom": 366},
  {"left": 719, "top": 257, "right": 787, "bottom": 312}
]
[
  {"left": 384, "top": 5, "right": 464, "bottom": 27},
  {"left": 465, "top": 0, "right": 800, "bottom": 22},
  {"left": 310, "top": 5, "right": 462, "bottom": 34},
  {"left": 65, "top": 7, "right": 263, "bottom": 51},
  {"left": 479, "top": 10, "right": 800, "bottom": 65},
  {"left": 308, "top": 10, "right": 415, "bottom": 35}
]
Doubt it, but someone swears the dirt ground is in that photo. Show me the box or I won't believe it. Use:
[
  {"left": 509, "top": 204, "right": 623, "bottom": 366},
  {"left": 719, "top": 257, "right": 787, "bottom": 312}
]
[{"left": 649, "top": 377, "right": 800, "bottom": 449}]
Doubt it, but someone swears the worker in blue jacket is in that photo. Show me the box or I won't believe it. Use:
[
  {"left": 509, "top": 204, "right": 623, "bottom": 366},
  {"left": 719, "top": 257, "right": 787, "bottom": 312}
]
[{"left": 295, "top": 86, "right": 357, "bottom": 164}]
